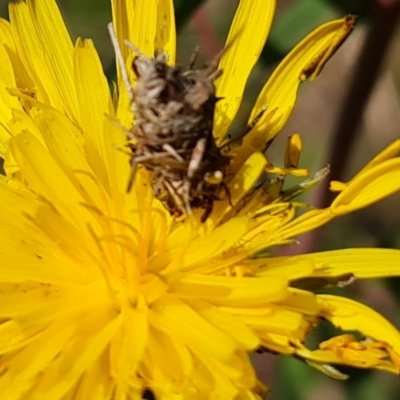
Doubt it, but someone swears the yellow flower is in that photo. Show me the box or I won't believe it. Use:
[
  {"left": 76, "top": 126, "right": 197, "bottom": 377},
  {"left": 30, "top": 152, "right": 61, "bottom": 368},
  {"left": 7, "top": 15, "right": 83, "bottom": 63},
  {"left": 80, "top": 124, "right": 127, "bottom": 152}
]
[{"left": 0, "top": 0, "right": 400, "bottom": 399}]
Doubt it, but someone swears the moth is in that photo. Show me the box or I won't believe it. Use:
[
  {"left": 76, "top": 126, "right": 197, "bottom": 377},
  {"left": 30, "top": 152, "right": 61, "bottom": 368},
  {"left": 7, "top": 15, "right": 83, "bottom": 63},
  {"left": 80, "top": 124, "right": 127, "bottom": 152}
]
[{"left": 108, "top": 23, "right": 230, "bottom": 221}]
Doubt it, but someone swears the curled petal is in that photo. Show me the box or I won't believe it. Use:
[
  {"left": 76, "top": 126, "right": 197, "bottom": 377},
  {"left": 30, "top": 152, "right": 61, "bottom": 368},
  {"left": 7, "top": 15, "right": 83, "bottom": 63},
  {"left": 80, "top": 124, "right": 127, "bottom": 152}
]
[
  {"left": 244, "top": 16, "right": 356, "bottom": 151},
  {"left": 317, "top": 295, "right": 400, "bottom": 360}
]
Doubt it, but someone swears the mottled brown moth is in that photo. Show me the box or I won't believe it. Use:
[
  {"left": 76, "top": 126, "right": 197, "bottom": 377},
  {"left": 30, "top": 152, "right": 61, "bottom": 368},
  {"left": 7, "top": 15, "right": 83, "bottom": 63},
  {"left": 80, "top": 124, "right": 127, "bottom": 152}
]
[{"left": 108, "top": 23, "right": 230, "bottom": 221}]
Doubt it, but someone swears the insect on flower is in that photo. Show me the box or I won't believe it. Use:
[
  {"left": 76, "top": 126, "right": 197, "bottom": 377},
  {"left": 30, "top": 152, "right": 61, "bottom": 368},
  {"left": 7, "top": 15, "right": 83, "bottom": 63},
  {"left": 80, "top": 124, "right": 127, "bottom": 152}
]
[{"left": 108, "top": 23, "right": 231, "bottom": 221}]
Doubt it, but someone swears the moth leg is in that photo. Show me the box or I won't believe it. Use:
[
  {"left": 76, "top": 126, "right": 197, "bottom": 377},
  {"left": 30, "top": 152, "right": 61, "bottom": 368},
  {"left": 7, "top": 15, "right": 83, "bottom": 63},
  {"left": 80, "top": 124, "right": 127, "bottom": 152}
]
[
  {"left": 181, "top": 180, "right": 192, "bottom": 215},
  {"left": 247, "top": 106, "right": 267, "bottom": 131},
  {"left": 127, "top": 161, "right": 138, "bottom": 193},
  {"left": 105, "top": 113, "right": 137, "bottom": 141},
  {"left": 160, "top": 101, "right": 184, "bottom": 120},
  {"left": 207, "top": 69, "right": 222, "bottom": 81},
  {"left": 113, "top": 143, "right": 135, "bottom": 157},
  {"left": 138, "top": 80, "right": 165, "bottom": 102},
  {"left": 141, "top": 106, "right": 164, "bottom": 124},
  {"left": 133, "top": 151, "right": 178, "bottom": 164},
  {"left": 200, "top": 199, "right": 214, "bottom": 223},
  {"left": 221, "top": 182, "right": 233, "bottom": 207},
  {"left": 162, "top": 144, "right": 184, "bottom": 162},
  {"left": 187, "top": 46, "right": 201, "bottom": 70},
  {"left": 108, "top": 23, "right": 136, "bottom": 114},
  {"left": 128, "top": 151, "right": 172, "bottom": 193},
  {"left": 187, "top": 138, "right": 206, "bottom": 179},
  {"left": 180, "top": 138, "right": 207, "bottom": 214},
  {"left": 203, "top": 29, "right": 243, "bottom": 79},
  {"left": 220, "top": 106, "right": 268, "bottom": 149},
  {"left": 124, "top": 40, "right": 148, "bottom": 60},
  {"left": 164, "top": 180, "right": 187, "bottom": 215}
]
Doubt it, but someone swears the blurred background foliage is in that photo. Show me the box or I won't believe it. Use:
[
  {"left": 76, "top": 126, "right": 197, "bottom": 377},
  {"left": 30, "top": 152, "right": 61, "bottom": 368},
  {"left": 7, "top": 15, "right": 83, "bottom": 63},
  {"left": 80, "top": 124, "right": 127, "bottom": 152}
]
[{"left": 1, "top": 0, "right": 400, "bottom": 399}]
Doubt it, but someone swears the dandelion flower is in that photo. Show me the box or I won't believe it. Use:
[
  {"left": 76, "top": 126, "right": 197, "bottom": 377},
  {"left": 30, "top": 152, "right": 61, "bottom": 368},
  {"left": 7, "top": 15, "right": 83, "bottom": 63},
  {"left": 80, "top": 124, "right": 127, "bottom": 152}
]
[{"left": 0, "top": 0, "right": 400, "bottom": 399}]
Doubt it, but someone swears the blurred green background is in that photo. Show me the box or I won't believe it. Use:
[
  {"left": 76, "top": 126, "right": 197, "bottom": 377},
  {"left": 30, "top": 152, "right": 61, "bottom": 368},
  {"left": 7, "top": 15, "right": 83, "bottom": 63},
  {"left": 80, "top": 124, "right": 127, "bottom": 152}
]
[{"left": 1, "top": 0, "right": 400, "bottom": 399}]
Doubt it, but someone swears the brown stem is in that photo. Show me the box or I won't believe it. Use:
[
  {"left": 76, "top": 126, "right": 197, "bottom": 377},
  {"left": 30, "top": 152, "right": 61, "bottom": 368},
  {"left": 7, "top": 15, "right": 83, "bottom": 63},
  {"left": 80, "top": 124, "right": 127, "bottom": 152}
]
[{"left": 191, "top": 4, "right": 222, "bottom": 61}]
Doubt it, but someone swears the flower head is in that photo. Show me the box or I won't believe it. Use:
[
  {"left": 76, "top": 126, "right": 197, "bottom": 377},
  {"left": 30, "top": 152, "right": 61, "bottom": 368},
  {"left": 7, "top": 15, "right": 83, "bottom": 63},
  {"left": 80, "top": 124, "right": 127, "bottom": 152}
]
[{"left": 1, "top": 0, "right": 400, "bottom": 399}]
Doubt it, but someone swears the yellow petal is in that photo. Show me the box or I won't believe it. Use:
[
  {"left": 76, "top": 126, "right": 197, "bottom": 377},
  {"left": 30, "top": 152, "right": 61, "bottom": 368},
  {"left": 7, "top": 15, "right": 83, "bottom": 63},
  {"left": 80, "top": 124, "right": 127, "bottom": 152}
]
[
  {"left": 0, "top": 18, "right": 34, "bottom": 92},
  {"left": 359, "top": 138, "right": 400, "bottom": 173},
  {"left": 74, "top": 38, "right": 114, "bottom": 187},
  {"left": 0, "top": 43, "right": 20, "bottom": 110},
  {"left": 276, "top": 288, "right": 320, "bottom": 315},
  {"left": 2, "top": 107, "right": 46, "bottom": 177},
  {"left": 285, "top": 133, "right": 302, "bottom": 168},
  {"left": 143, "top": 326, "right": 193, "bottom": 386},
  {"left": 277, "top": 208, "right": 333, "bottom": 241},
  {"left": 298, "top": 335, "right": 399, "bottom": 375},
  {"left": 288, "top": 248, "right": 400, "bottom": 279},
  {"left": 8, "top": 2, "right": 62, "bottom": 109},
  {"left": 214, "top": 0, "right": 276, "bottom": 142},
  {"left": 170, "top": 274, "right": 288, "bottom": 307},
  {"left": 27, "top": 0, "right": 79, "bottom": 122},
  {"left": 259, "top": 257, "right": 314, "bottom": 281},
  {"left": 74, "top": 38, "right": 113, "bottom": 126},
  {"left": 125, "top": 0, "right": 158, "bottom": 57},
  {"left": 0, "top": 18, "right": 15, "bottom": 49},
  {"left": 211, "top": 151, "right": 267, "bottom": 224},
  {"left": 190, "top": 299, "right": 260, "bottom": 349},
  {"left": 0, "top": 318, "right": 77, "bottom": 397},
  {"left": 331, "top": 158, "right": 400, "bottom": 215},
  {"left": 155, "top": 0, "right": 176, "bottom": 64},
  {"left": 111, "top": 0, "right": 134, "bottom": 61},
  {"left": 241, "top": 205, "right": 294, "bottom": 252},
  {"left": 178, "top": 217, "right": 254, "bottom": 269},
  {"left": 244, "top": 16, "right": 356, "bottom": 151},
  {"left": 0, "top": 194, "right": 93, "bottom": 286},
  {"left": 69, "top": 351, "right": 114, "bottom": 400},
  {"left": 317, "top": 295, "right": 400, "bottom": 358},
  {"left": 0, "top": 282, "right": 67, "bottom": 318},
  {"left": 31, "top": 310, "right": 121, "bottom": 399},
  {"left": 0, "top": 42, "right": 18, "bottom": 156},
  {"left": 0, "top": 319, "right": 43, "bottom": 355},
  {"left": 244, "top": 306, "right": 309, "bottom": 341},
  {"left": 111, "top": 1, "right": 175, "bottom": 129},
  {"left": 152, "top": 295, "right": 237, "bottom": 360},
  {"left": 109, "top": 299, "right": 149, "bottom": 378},
  {"left": 112, "top": 1, "right": 158, "bottom": 128},
  {"left": 9, "top": 131, "right": 96, "bottom": 229}
]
